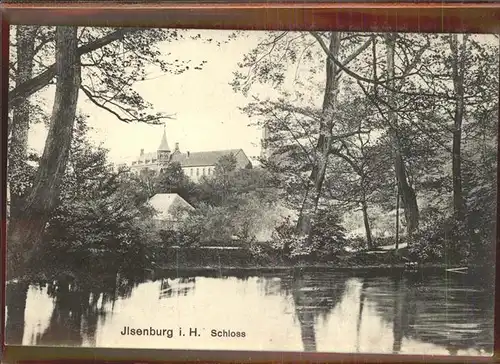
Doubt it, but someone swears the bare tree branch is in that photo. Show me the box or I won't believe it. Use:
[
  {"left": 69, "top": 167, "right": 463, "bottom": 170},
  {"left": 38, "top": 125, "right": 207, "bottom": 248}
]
[
  {"left": 80, "top": 85, "right": 173, "bottom": 124},
  {"left": 9, "top": 28, "right": 135, "bottom": 109},
  {"left": 310, "top": 31, "right": 454, "bottom": 100},
  {"left": 340, "top": 37, "right": 373, "bottom": 69}
]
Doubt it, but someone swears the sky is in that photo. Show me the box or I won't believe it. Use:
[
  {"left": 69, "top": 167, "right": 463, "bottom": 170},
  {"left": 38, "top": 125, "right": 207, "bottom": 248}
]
[
  {"left": 23, "top": 30, "right": 499, "bottom": 167},
  {"left": 27, "top": 29, "right": 276, "bottom": 165}
]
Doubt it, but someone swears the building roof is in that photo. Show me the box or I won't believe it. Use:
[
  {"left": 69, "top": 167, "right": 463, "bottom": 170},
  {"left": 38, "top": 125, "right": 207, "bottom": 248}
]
[
  {"left": 171, "top": 149, "right": 246, "bottom": 167},
  {"left": 130, "top": 125, "right": 253, "bottom": 168},
  {"left": 148, "top": 193, "right": 194, "bottom": 221},
  {"left": 133, "top": 149, "right": 249, "bottom": 168},
  {"left": 135, "top": 152, "right": 157, "bottom": 164}
]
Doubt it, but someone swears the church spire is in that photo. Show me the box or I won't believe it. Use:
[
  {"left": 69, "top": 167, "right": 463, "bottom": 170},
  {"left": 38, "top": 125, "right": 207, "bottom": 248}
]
[
  {"left": 157, "top": 124, "right": 171, "bottom": 168},
  {"left": 158, "top": 123, "right": 170, "bottom": 152}
]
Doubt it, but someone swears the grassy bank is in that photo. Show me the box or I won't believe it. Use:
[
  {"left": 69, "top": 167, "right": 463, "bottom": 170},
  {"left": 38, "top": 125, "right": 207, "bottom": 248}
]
[
  {"left": 154, "top": 263, "right": 452, "bottom": 278},
  {"left": 154, "top": 245, "right": 483, "bottom": 276}
]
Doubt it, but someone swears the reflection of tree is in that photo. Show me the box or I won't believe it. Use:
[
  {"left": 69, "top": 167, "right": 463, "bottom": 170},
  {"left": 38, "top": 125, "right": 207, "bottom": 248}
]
[
  {"left": 36, "top": 283, "right": 92, "bottom": 346},
  {"left": 353, "top": 277, "right": 417, "bottom": 354},
  {"left": 364, "top": 273, "right": 492, "bottom": 354},
  {"left": 281, "top": 271, "right": 348, "bottom": 352},
  {"left": 5, "top": 282, "right": 30, "bottom": 344},
  {"left": 159, "top": 277, "right": 196, "bottom": 299},
  {"left": 5, "top": 272, "right": 142, "bottom": 346},
  {"left": 35, "top": 276, "right": 117, "bottom": 346},
  {"left": 114, "top": 272, "right": 142, "bottom": 301},
  {"left": 355, "top": 280, "right": 367, "bottom": 353},
  {"left": 390, "top": 275, "right": 417, "bottom": 354},
  {"left": 257, "top": 273, "right": 288, "bottom": 296}
]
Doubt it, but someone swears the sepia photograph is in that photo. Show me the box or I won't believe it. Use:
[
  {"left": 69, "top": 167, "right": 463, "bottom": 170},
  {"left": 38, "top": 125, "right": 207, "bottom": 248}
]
[{"left": 4, "top": 26, "right": 498, "bottom": 356}]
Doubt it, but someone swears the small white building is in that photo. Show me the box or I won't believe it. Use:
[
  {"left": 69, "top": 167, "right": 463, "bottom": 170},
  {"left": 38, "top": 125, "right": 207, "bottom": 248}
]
[{"left": 148, "top": 193, "right": 194, "bottom": 231}]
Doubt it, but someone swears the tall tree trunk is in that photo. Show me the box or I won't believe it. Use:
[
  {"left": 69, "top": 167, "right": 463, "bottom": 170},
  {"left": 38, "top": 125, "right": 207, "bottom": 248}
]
[
  {"left": 297, "top": 32, "right": 341, "bottom": 237},
  {"left": 8, "top": 26, "right": 38, "bottom": 217},
  {"left": 450, "top": 34, "right": 468, "bottom": 222},
  {"left": 7, "top": 26, "right": 81, "bottom": 281},
  {"left": 395, "top": 183, "right": 400, "bottom": 251},
  {"left": 361, "top": 197, "right": 373, "bottom": 250},
  {"left": 385, "top": 33, "right": 420, "bottom": 235}
]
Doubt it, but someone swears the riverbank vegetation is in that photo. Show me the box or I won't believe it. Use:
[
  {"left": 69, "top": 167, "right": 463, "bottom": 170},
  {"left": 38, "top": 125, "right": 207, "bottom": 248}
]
[
  {"left": 6, "top": 28, "right": 498, "bottom": 287},
  {"left": 228, "top": 32, "right": 498, "bottom": 269}
]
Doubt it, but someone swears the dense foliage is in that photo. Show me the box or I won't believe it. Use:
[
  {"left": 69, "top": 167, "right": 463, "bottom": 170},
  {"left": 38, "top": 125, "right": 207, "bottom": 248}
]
[
  {"left": 231, "top": 32, "right": 498, "bottom": 267},
  {"left": 7, "top": 28, "right": 499, "bottom": 281},
  {"left": 29, "top": 118, "right": 159, "bottom": 280}
]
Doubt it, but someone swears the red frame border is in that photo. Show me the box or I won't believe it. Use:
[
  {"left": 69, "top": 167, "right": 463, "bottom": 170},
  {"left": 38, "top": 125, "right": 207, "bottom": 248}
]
[
  {"left": 1, "top": 2, "right": 500, "bottom": 363},
  {"left": 2, "top": 3, "right": 500, "bottom": 33}
]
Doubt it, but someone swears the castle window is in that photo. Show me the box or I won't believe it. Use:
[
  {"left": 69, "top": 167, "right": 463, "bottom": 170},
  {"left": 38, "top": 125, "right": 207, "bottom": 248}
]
[
  {"left": 190, "top": 168, "right": 193, "bottom": 176},
  {"left": 196, "top": 168, "right": 199, "bottom": 176},
  {"left": 202, "top": 168, "right": 205, "bottom": 176}
]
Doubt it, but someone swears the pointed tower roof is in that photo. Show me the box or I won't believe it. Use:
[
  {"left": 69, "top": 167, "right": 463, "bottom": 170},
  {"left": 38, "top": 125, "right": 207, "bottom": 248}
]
[{"left": 158, "top": 124, "right": 170, "bottom": 152}]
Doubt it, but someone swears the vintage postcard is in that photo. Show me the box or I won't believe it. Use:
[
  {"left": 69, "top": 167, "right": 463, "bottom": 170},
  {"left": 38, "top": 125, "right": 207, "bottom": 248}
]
[{"left": 5, "top": 26, "right": 498, "bottom": 356}]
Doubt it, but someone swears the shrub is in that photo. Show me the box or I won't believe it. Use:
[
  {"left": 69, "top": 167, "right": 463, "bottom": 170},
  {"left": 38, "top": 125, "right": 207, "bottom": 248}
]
[
  {"left": 465, "top": 183, "right": 496, "bottom": 266},
  {"left": 271, "top": 216, "right": 299, "bottom": 251},
  {"left": 309, "top": 207, "right": 349, "bottom": 258},
  {"left": 345, "top": 236, "right": 368, "bottom": 252},
  {"left": 271, "top": 207, "right": 349, "bottom": 260},
  {"left": 408, "top": 212, "right": 469, "bottom": 264}
]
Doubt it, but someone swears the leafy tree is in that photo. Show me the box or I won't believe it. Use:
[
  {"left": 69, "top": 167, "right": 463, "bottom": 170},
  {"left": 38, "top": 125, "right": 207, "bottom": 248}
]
[
  {"left": 34, "top": 117, "right": 158, "bottom": 279},
  {"left": 272, "top": 207, "right": 348, "bottom": 260},
  {"left": 195, "top": 154, "right": 238, "bottom": 205},
  {"left": 177, "top": 163, "right": 280, "bottom": 247},
  {"left": 137, "top": 167, "right": 158, "bottom": 198},
  {"left": 8, "top": 26, "right": 81, "bottom": 281},
  {"left": 7, "top": 25, "right": 208, "bottom": 280},
  {"left": 232, "top": 31, "right": 387, "bottom": 246},
  {"left": 233, "top": 30, "right": 498, "bottom": 264},
  {"left": 309, "top": 207, "right": 349, "bottom": 259},
  {"left": 8, "top": 26, "right": 38, "bottom": 216},
  {"left": 154, "top": 162, "right": 197, "bottom": 203},
  {"left": 404, "top": 34, "right": 499, "bottom": 263}
]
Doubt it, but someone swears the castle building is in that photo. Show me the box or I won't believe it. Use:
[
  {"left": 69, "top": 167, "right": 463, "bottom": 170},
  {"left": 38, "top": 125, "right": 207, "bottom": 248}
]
[{"left": 129, "top": 125, "right": 252, "bottom": 182}]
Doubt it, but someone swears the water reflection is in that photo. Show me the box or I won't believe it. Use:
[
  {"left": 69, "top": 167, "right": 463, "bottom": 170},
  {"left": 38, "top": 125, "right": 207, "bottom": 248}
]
[
  {"left": 159, "top": 277, "right": 196, "bottom": 299},
  {"left": 286, "top": 271, "right": 347, "bottom": 351},
  {"left": 355, "top": 280, "right": 367, "bottom": 353},
  {"left": 5, "top": 269, "right": 494, "bottom": 355},
  {"left": 362, "top": 273, "right": 493, "bottom": 355},
  {"left": 36, "top": 283, "right": 99, "bottom": 346},
  {"left": 5, "top": 281, "right": 29, "bottom": 344},
  {"left": 5, "top": 273, "right": 142, "bottom": 347}
]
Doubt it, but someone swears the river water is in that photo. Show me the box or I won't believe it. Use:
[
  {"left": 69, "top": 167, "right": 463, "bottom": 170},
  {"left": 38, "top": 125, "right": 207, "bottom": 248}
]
[{"left": 5, "top": 269, "right": 494, "bottom": 356}]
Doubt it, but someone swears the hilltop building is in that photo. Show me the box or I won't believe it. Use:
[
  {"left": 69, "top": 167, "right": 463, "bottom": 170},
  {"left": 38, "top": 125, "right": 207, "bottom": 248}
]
[{"left": 129, "top": 125, "right": 252, "bottom": 182}]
